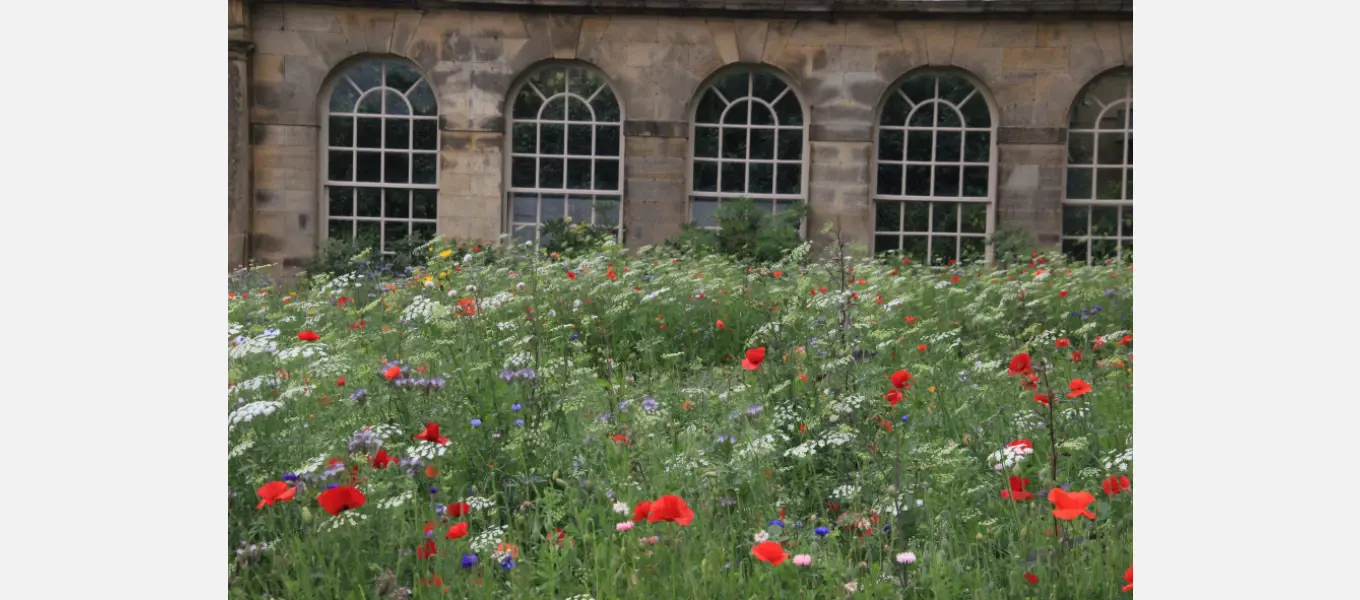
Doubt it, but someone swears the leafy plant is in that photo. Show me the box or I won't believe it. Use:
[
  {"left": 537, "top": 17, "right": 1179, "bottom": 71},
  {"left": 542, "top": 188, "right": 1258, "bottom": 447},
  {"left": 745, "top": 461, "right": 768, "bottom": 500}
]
[{"left": 665, "top": 198, "right": 809, "bottom": 263}]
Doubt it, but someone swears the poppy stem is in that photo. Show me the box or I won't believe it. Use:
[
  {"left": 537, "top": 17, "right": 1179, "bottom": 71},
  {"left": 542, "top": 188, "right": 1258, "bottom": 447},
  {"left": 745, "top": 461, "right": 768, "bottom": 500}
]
[{"left": 1036, "top": 362, "right": 1061, "bottom": 540}]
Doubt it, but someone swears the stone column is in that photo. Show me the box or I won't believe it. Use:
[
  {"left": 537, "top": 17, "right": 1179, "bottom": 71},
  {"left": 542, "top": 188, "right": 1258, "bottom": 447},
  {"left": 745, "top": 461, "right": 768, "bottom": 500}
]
[{"left": 228, "top": 0, "right": 252, "bottom": 270}]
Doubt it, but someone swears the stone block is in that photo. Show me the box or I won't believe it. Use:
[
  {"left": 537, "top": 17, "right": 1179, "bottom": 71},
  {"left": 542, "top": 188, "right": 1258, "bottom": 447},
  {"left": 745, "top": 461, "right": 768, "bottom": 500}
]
[
  {"left": 1003, "top": 47, "right": 1068, "bottom": 73},
  {"left": 704, "top": 20, "right": 740, "bottom": 64},
  {"left": 255, "top": 29, "right": 310, "bottom": 56},
  {"left": 978, "top": 22, "right": 1038, "bottom": 49},
  {"left": 282, "top": 5, "right": 342, "bottom": 33}
]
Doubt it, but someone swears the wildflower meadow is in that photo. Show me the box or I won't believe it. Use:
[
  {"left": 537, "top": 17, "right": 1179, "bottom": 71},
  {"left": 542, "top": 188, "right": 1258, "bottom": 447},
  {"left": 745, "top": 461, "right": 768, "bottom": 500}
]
[{"left": 228, "top": 239, "right": 1134, "bottom": 599}]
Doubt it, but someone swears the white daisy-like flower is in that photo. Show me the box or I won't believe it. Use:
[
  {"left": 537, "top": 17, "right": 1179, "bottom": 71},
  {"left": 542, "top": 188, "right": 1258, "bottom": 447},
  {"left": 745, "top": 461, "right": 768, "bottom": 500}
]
[
  {"left": 612, "top": 502, "right": 629, "bottom": 515},
  {"left": 754, "top": 530, "right": 769, "bottom": 543}
]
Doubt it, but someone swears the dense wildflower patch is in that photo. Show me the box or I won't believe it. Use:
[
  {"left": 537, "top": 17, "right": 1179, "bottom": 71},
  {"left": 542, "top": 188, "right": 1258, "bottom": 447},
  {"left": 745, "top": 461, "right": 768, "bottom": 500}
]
[{"left": 228, "top": 242, "right": 1133, "bottom": 599}]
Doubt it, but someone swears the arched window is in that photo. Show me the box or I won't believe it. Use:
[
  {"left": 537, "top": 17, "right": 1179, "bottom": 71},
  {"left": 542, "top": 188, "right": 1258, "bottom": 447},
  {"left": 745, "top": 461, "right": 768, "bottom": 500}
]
[
  {"left": 1062, "top": 70, "right": 1132, "bottom": 264},
  {"left": 689, "top": 68, "right": 806, "bottom": 227},
  {"left": 323, "top": 58, "right": 440, "bottom": 253},
  {"left": 506, "top": 64, "right": 623, "bottom": 244},
  {"left": 873, "top": 70, "right": 995, "bottom": 265}
]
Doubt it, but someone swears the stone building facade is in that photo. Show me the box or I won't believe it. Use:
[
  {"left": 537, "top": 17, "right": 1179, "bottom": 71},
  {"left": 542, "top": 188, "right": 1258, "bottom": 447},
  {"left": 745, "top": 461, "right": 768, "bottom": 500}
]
[{"left": 228, "top": 0, "right": 1133, "bottom": 270}]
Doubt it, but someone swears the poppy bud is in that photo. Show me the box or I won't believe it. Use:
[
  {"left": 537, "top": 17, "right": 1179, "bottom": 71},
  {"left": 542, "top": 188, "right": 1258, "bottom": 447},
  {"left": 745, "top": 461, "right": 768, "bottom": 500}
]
[{"left": 300, "top": 507, "right": 313, "bottom": 525}]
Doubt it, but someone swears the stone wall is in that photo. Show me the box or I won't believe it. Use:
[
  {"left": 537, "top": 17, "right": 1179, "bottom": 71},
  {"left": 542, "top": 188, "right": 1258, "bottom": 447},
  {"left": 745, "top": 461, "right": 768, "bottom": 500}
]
[{"left": 243, "top": 2, "right": 1131, "bottom": 266}]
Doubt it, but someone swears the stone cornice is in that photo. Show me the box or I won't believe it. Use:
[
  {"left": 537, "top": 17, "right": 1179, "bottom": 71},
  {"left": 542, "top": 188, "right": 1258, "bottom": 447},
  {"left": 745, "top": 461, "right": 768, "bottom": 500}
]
[
  {"left": 245, "top": 1, "right": 1133, "bottom": 19},
  {"left": 229, "top": 39, "right": 256, "bottom": 60}
]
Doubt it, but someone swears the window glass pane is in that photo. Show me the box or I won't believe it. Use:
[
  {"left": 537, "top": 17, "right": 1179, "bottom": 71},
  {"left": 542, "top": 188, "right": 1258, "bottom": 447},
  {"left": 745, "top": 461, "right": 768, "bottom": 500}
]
[
  {"left": 412, "top": 190, "right": 437, "bottom": 219},
  {"left": 384, "top": 189, "right": 409, "bottom": 219},
  {"left": 357, "top": 188, "right": 381, "bottom": 217}
]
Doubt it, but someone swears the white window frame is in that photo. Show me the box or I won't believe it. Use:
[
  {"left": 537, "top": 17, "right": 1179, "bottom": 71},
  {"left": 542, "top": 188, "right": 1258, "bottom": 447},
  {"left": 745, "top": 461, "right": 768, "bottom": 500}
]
[
  {"left": 870, "top": 69, "right": 998, "bottom": 265},
  {"left": 1062, "top": 69, "right": 1133, "bottom": 265},
  {"left": 685, "top": 67, "right": 810, "bottom": 231},
  {"left": 503, "top": 63, "right": 625, "bottom": 245},
  {"left": 318, "top": 58, "right": 440, "bottom": 255}
]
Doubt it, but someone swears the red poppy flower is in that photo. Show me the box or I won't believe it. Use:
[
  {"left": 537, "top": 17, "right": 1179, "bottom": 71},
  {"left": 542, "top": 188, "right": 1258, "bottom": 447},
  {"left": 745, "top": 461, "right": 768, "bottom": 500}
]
[
  {"left": 1007, "top": 353, "right": 1032, "bottom": 376},
  {"left": 298, "top": 330, "right": 320, "bottom": 342},
  {"left": 416, "top": 539, "right": 437, "bottom": 559},
  {"left": 547, "top": 528, "right": 567, "bottom": 545},
  {"left": 317, "top": 485, "right": 366, "bottom": 516},
  {"left": 384, "top": 365, "right": 401, "bottom": 380},
  {"left": 611, "top": 433, "right": 628, "bottom": 444},
  {"left": 1001, "top": 477, "right": 1034, "bottom": 501},
  {"left": 1033, "top": 394, "right": 1050, "bottom": 406},
  {"left": 447, "top": 501, "right": 471, "bottom": 517},
  {"left": 425, "top": 464, "right": 439, "bottom": 478},
  {"left": 1007, "top": 440, "right": 1034, "bottom": 452},
  {"left": 414, "top": 422, "right": 450, "bottom": 445},
  {"left": 917, "top": 344, "right": 928, "bottom": 352},
  {"left": 742, "top": 347, "right": 767, "bottom": 370},
  {"left": 632, "top": 500, "right": 653, "bottom": 522},
  {"left": 885, "top": 389, "right": 903, "bottom": 406},
  {"left": 647, "top": 494, "right": 695, "bottom": 526},
  {"left": 1071, "top": 350, "right": 1082, "bottom": 362},
  {"left": 1122, "top": 565, "right": 1133, "bottom": 592},
  {"left": 1067, "top": 379, "right": 1092, "bottom": 398},
  {"left": 1093, "top": 336, "right": 1106, "bottom": 349},
  {"left": 752, "top": 541, "right": 788, "bottom": 565},
  {"left": 1055, "top": 338, "right": 1070, "bottom": 348},
  {"left": 256, "top": 481, "right": 296, "bottom": 509},
  {"left": 1118, "top": 334, "right": 1132, "bottom": 345},
  {"left": 336, "top": 376, "right": 346, "bottom": 387},
  {"left": 890, "top": 369, "right": 912, "bottom": 389},
  {"left": 773, "top": 271, "right": 783, "bottom": 277},
  {"left": 1022, "top": 372, "right": 1040, "bottom": 391},
  {"left": 371, "top": 449, "right": 395, "bottom": 469},
  {"left": 905, "top": 315, "right": 916, "bottom": 324},
  {"left": 1048, "top": 488, "right": 1096, "bottom": 520},
  {"left": 1059, "top": 290, "right": 1069, "bottom": 298},
  {"left": 446, "top": 521, "right": 468, "bottom": 540},
  {"left": 716, "top": 319, "right": 725, "bottom": 330},
  {"left": 567, "top": 271, "right": 576, "bottom": 280},
  {"left": 1024, "top": 572, "right": 1038, "bottom": 585},
  {"left": 457, "top": 298, "right": 477, "bottom": 315},
  {"left": 1102, "top": 475, "right": 1131, "bottom": 496}
]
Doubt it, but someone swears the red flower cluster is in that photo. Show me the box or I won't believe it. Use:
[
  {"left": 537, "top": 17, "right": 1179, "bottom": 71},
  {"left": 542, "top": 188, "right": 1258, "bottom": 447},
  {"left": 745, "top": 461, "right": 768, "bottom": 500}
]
[{"left": 631, "top": 494, "right": 695, "bottom": 526}]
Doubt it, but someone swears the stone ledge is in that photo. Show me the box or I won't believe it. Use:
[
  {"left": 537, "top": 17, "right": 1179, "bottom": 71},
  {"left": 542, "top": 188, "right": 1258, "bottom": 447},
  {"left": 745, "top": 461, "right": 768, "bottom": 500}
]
[
  {"left": 997, "top": 126, "right": 1066, "bottom": 145},
  {"left": 248, "top": 1, "right": 1133, "bottom": 18},
  {"left": 624, "top": 120, "right": 687, "bottom": 138}
]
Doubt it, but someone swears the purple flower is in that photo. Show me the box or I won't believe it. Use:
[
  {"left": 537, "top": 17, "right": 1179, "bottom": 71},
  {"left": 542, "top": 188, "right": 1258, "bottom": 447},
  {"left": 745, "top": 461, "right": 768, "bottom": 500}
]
[
  {"left": 769, "top": 519, "right": 784, "bottom": 527},
  {"left": 511, "top": 403, "right": 522, "bottom": 411},
  {"left": 514, "top": 419, "right": 525, "bottom": 426},
  {"left": 815, "top": 526, "right": 829, "bottom": 537},
  {"left": 499, "top": 557, "right": 516, "bottom": 570},
  {"left": 746, "top": 404, "right": 763, "bottom": 416},
  {"left": 428, "top": 487, "right": 439, "bottom": 494},
  {"left": 325, "top": 483, "right": 339, "bottom": 489},
  {"left": 470, "top": 419, "right": 482, "bottom": 427},
  {"left": 901, "top": 414, "right": 910, "bottom": 423},
  {"left": 461, "top": 554, "right": 479, "bottom": 568},
  {"left": 282, "top": 473, "right": 299, "bottom": 482},
  {"left": 350, "top": 388, "right": 368, "bottom": 401},
  {"left": 641, "top": 396, "right": 658, "bottom": 411}
]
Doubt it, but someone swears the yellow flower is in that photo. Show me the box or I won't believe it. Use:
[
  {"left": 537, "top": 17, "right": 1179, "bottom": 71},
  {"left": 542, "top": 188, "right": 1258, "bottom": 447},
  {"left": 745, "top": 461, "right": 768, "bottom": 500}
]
[
  {"left": 439, "top": 271, "right": 448, "bottom": 278},
  {"left": 439, "top": 250, "right": 453, "bottom": 258},
  {"left": 424, "top": 275, "right": 433, "bottom": 283}
]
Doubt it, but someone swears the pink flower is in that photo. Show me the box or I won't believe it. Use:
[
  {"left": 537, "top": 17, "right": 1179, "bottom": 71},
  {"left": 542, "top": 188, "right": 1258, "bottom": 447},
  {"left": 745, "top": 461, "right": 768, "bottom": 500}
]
[
  {"left": 896, "top": 551, "right": 917, "bottom": 564},
  {"left": 793, "top": 554, "right": 813, "bottom": 567},
  {"left": 615, "top": 521, "right": 634, "bottom": 532}
]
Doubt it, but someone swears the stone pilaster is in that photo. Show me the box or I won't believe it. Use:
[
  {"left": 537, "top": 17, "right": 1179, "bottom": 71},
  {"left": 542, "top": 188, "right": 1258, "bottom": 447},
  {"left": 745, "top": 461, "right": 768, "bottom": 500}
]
[{"left": 228, "top": 0, "right": 253, "bottom": 270}]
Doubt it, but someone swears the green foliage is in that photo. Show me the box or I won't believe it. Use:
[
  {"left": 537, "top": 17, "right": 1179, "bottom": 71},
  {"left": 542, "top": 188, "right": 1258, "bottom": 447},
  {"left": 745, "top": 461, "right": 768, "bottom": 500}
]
[
  {"left": 665, "top": 198, "right": 810, "bottom": 263},
  {"left": 989, "top": 228, "right": 1039, "bottom": 263},
  {"left": 539, "top": 218, "right": 618, "bottom": 257}
]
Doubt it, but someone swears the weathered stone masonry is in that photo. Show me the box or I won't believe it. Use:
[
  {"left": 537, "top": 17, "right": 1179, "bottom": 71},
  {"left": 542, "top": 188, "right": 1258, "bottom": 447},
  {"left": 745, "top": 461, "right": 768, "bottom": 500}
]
[{"left": 228, "top": 0, "right": 1132, "bottom": 269}]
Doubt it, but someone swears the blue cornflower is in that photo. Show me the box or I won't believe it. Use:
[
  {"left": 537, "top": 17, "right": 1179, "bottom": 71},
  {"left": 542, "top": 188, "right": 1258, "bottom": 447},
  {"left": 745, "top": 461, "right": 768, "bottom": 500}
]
[
  {"left": 514, "top": 419, "right": 525, "bottom": 426},
  {"left": 815, "top": 526, "right": 829, "bottom": 537},
  {"left": 350, "top": 388, "right": 368, "bottom": 401},
  {"left": 571, "top": 333, "right": 579, "bottom": 340},
  {"left": 282, "top": 473, "right": 299, "bottom": 482},
  {"left": 435, "top": 504, "right": 446, "bottom": 515},
  {"left": 901, "top": 414, "right": 910, "bottom": 423},
  {"left": 883, "top": 525, "right": 891, "bottom": 532},
  {"left": 500, "top": 557, "right": 516, "bottom": 570},
  {"left": 428, "top": 487, "right": 439, "bottom": 494},
  {"left": 470, "top": 419, "right": 482, "bottom": 427},
  {"left": 641, "top": 396, "right": 658, "bottom": 411},
  {"left": 716, "top": 434, "right": 730, "bottom": 444},
  {"left": 511, "top": 403, "right": 522, "bottom": 411},
  {"left": 746, "top": 404, "right": 763, "bottom": 416},
  {"left": 769, "top": 519, "right": 784, "bottom": 528},
  {"left": 325, "top": 483, "right": 339, "bottom": 489},
  {"left": 461, "top": 554, "right": 479, "bottom": 568}
]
